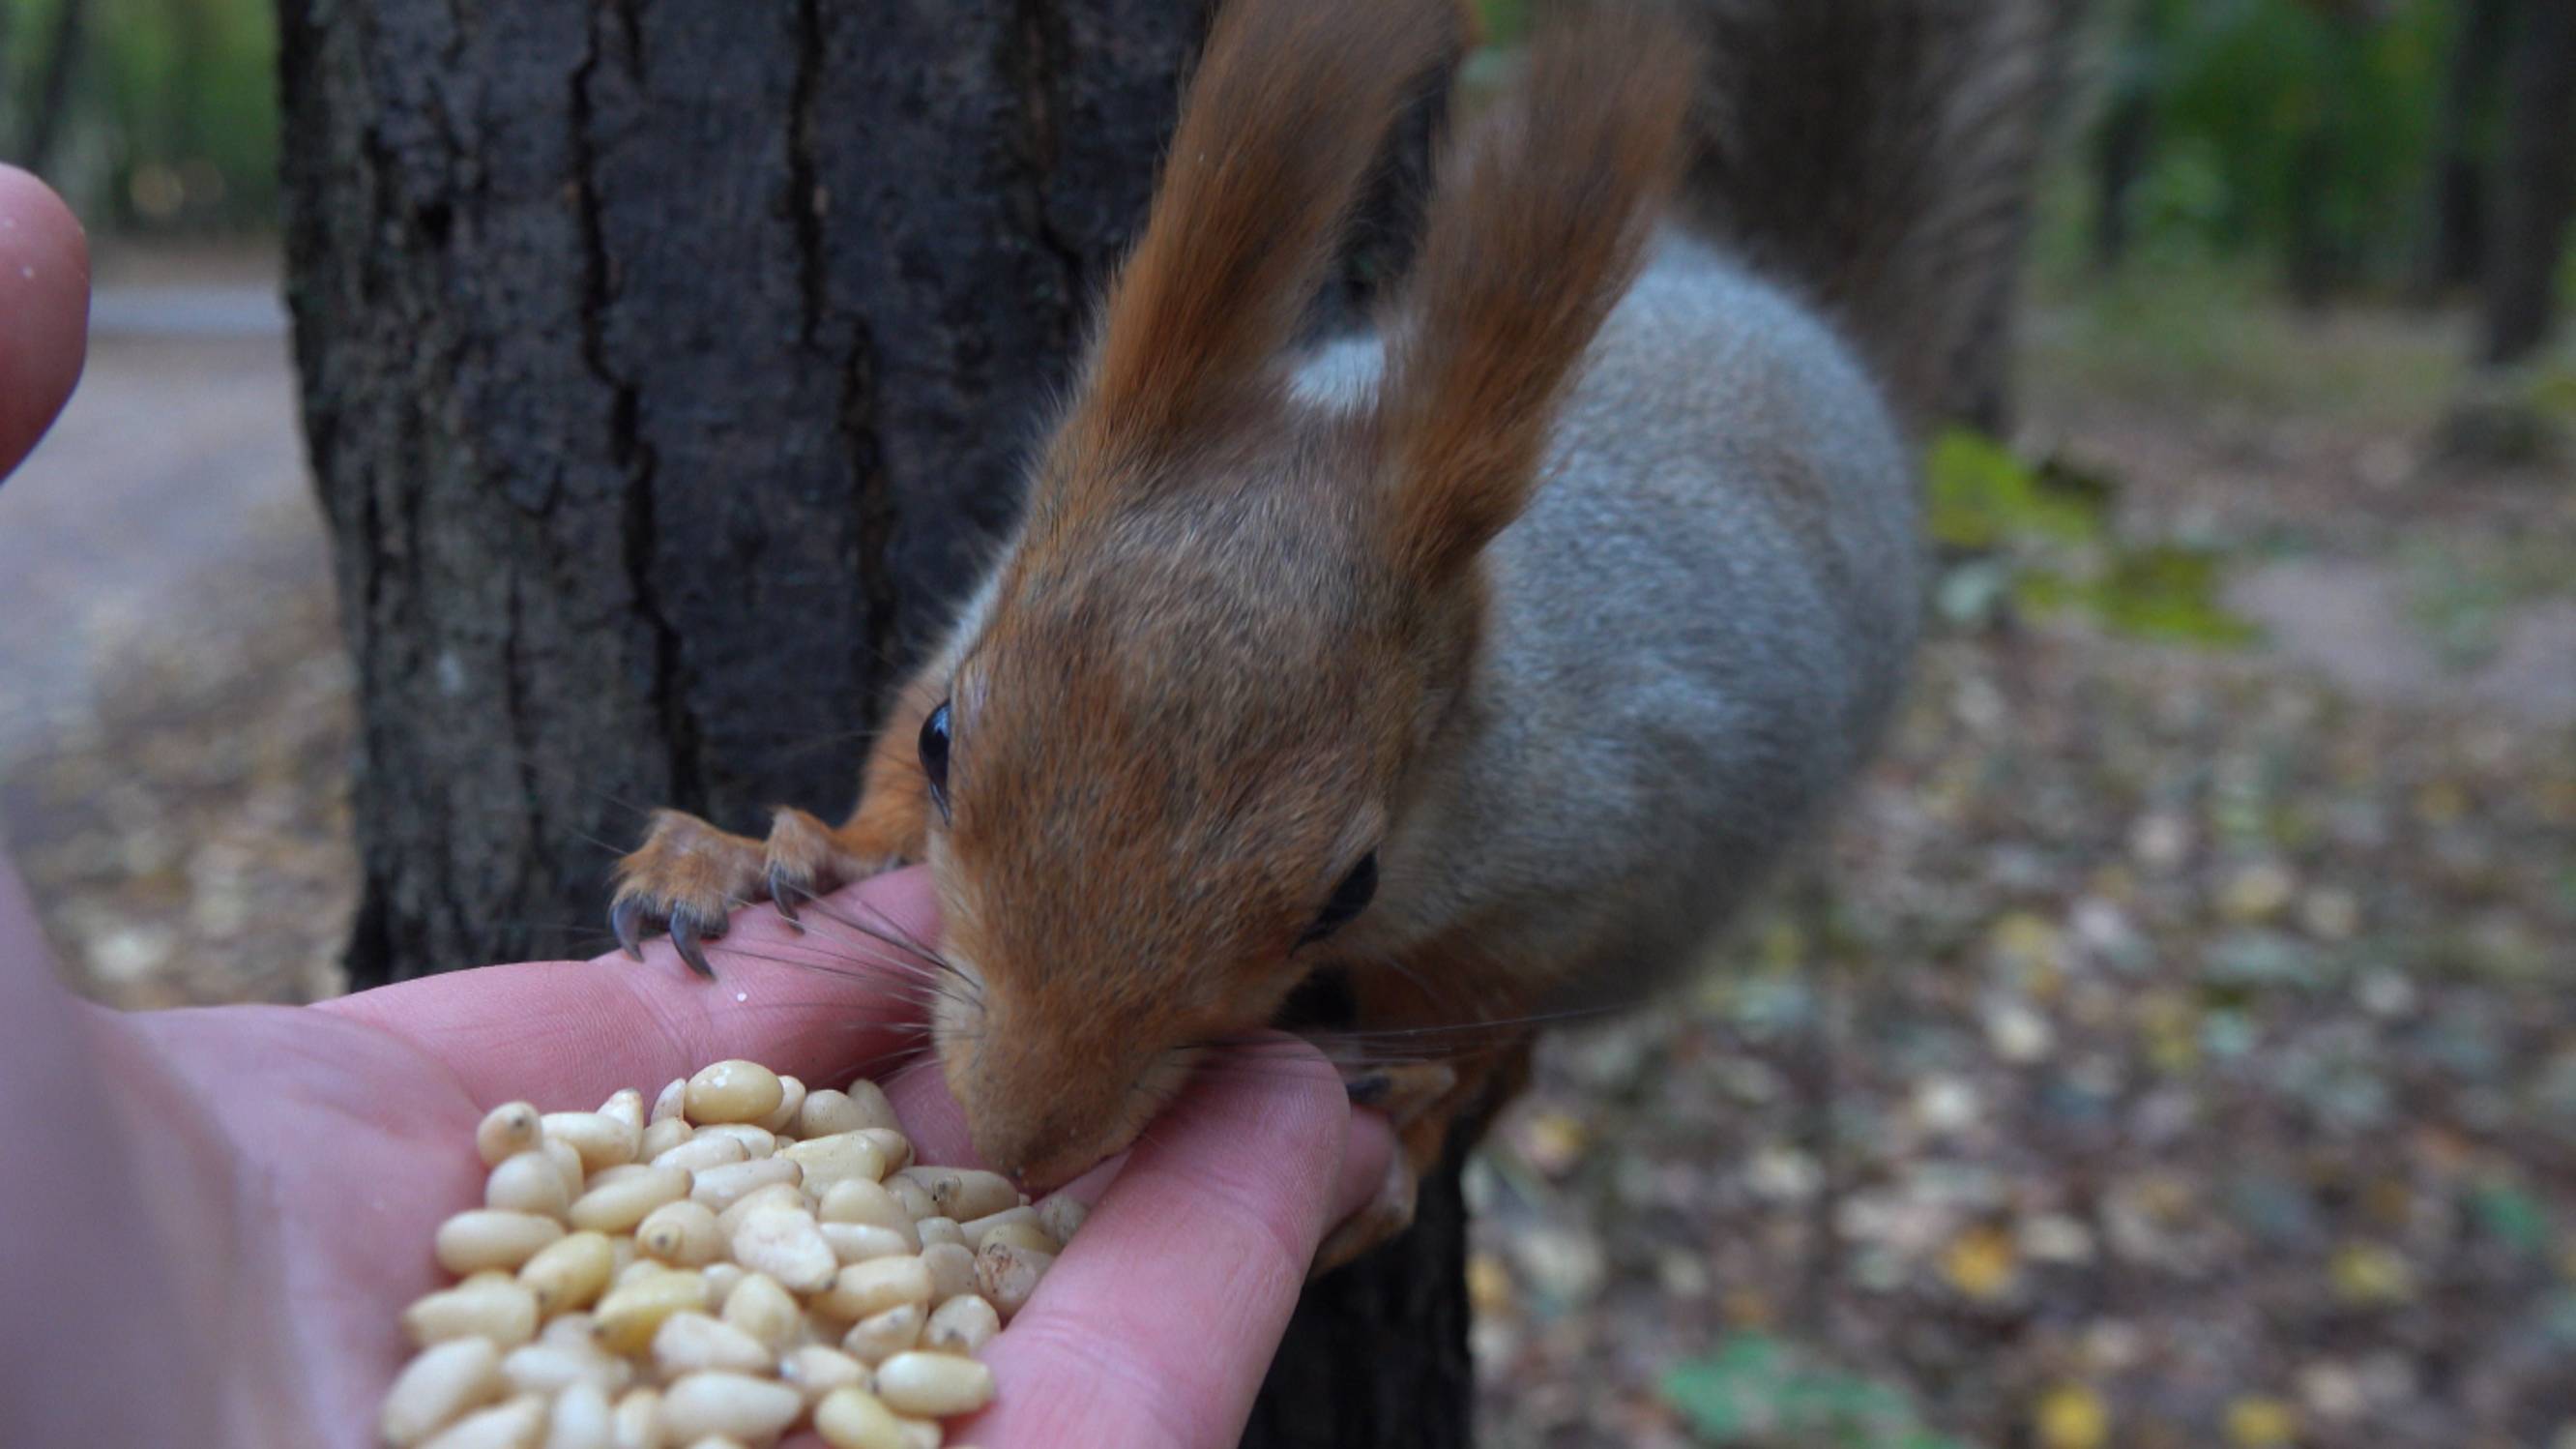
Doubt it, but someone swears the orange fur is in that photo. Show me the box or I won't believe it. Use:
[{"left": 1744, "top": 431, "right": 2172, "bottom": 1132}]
[
  {"left": 1380, "top": 9, "right": 1697, "bottom": 578},
  {"left": 1057, "top": 0, "right": 1451, "bottom": 480}
]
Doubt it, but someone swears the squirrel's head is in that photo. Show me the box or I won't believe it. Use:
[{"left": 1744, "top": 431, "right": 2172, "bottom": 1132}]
[{"left": 922, "top": 0, "right": 1692, "bottom": 1189}]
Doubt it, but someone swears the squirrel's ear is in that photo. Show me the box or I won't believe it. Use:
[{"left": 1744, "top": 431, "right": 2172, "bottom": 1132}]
[
  {"left": 1058, "top": 0, "right": 1449, "bottom": 483},
  {"left": 1378, "top": 10, "right": 1695, "bottom": 578}
]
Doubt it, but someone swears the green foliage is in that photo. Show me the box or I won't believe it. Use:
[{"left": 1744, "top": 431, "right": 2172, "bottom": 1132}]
[
  {"left": 1926, "top": 429, "right": 2258, "bottom": 647},
  {"left": 3, "top": 0, "right": 278, "bottom": 232},
  {"left": 2052, "top": 0, "right": 2506, "bottom": 298},
  {"left": 1664, "top": 1332, "right": 1976, "bottom": 1449}
]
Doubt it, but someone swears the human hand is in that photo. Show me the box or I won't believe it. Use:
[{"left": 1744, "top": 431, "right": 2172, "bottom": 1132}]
[
  {"left": 0, "top": 163, "right": 88, "bottom": 481},
  {"left": 1, "top": 864, "right": 1392, "bottom": 1448},
  {"left": 0, "top": 161, "right": 1390, "bottom": 1449}
]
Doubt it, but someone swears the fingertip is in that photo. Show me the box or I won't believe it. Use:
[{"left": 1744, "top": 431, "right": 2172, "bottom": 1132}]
[
  {"left": 0, "top": 164, "right": 90, "bottom": 480},
  {"left": 1332, "top": 1106, "right": 1397, "bottom": 1225}
]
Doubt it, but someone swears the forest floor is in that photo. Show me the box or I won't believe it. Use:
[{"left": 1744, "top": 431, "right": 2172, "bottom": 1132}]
[{"left": 1, "top": 254, "right": 2570, "bottom": 1448}]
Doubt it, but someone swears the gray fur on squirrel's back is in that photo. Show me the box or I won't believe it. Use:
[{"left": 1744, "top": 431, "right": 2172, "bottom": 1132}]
[{"left": 1297, "top": 230, "right": 1917, "bottom": 1001}]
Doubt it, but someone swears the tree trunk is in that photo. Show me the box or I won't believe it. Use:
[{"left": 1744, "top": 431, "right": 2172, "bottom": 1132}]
[
  {"left": 279, "top": 1, "right": 1469, "bottom": 1443},
  {"left": 2414, "top": 0, "right": 2507, "bottom": 300},
  {"left": 2481, "top": 0, "right": 2576, "bottom": 365},
  {"left": 21, "top": 0, "right": 85, "bottom": 177}
]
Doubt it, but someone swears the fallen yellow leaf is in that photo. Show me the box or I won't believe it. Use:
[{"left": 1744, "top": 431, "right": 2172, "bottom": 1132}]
[
  {"left": 2227, "top": 1395, "right": 2299, "bottom": 1447},
  {"left": 1943, "top": 1225, "right": 2020, "bottom": 1300},
  {"left": 2034, "top": 1383, "right": 2110, "bottom": 1449}
]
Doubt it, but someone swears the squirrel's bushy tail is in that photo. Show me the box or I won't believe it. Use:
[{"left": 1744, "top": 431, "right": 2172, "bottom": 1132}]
[{"left": 1666, "top": 0, "right": 2073, "bottom": 430}]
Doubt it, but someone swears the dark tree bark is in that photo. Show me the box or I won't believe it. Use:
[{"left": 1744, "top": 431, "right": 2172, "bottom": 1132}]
[
  {"left": 20, "top": 0, "right": 85, "bottom": 176},
  {"left": 280, "top": 1, "right": 1469, "bottom": 1444},
  {"left": 2481, "top": 0, "right": 2576, "bottom": 365},
  {"left": 2414, "top": 0, "right": 2507, "bottom": 300},
  {"left": 279, "top": 0, "right": 1199, "bottom": 984},
  {"left": 2089, "top": 0, "right": 2162, "bottom": 272}
]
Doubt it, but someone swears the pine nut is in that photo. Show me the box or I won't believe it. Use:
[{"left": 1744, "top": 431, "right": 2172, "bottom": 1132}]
[
  {"left": 729, "top": 1207, "right": 838, "bottom": 1293},
  {"left": 690, "top": 1158, "right": 799, "bottom": 1214},
  {"left": 1034, "top": 1195, "right": 1086, "bottom": 1246},
  {"left": 840, "top": 1301, "right": 924, "bottom": 1365},
  {"left": 894, "top": 1168, "right": 1016, "bottom": 1223},
  {"left": 649, "top": 1079, "right": 688, "bottom": 1125},
  {"left": 718, "top": 1272, "right": 801, "bottom": 1352},
  {"left": 383, "top": 1338, "right": 507, "bottom": 1446},
  {"left": 598, "top": 1088, "right": 647, "bottom": 1135},
  {"left": 874, "top": 1351, "right": 994, "bottom": 1418},
  {"left": 780, "top": 1345, "right": 870, "bottom": 1405},
  {"left": 823, "top": 1223, "right": 916, "bottom": 1266},
  {"left": 569, "top": 1166, "right": 692, "bottom": 1233},
  {"left": 592, "top": 1269, "right": 710, "bottom": 1355},
  {"left": 714, "top": 1182, "right": 809, "bottom": 1240},
  {"left": 817, "top": 1180, "right": 917, "bottom": 1242},
  {"left": 980, "top": 1222, "right": 1060, "bottom": 1257},
  {"left": 542, "top": 1313, "right": 600, "bottom": 1348},
  {"left": 479, "top": 1103, "right": 542, "bottom": 1168},
  {"left": 637, "top": 1118, "right": 691, "bottom": 1161},
  {"left": 684, "top": 1061, "right": 785, "bottom": 1126},
  {"left": 922, "top": 1294, "right": 998, "bottom": 1356},
  {"left": 438, "top": 1211, "right": 570, "bottom": 1276},
  {"left": 503, "top": 1342, "right": 633, "bottom": 1397},
  {"left": 406, "top": 1274, "right": 542, "bottom": 1348},
  {"left": 395, "top": 1063, "right": 1019, "bottom": 1445},
  {"left": 972, "top": 1241, "right": 1052, "bottom": 1321},
  {"left": 812, "top": 1386, "right": 906, "bottom": 1449},
  {"left": 519, "top": 1232, "right": 618, "bottom": 1318},
  {"left": 544, "top": 1380, "right": 614, "bottom": 1449},
  {"left": 651, "top": 1134, "right": 747, "bottom": 1175},
  {"left": 817, "top": 1256, "right": 933, "bottom": 1320},
  {"left": 420, "top": 1392, "right": 547, "bottom": 1449},
  {"left": 694, "top": 1124, "right": 777, "bottom": 1159},
  {"left": 542, "top": 1138, "right": 587, "bottom": 1199},
  {"left": 543, "top": 1112, "right": 642, "bottom": 1173},
  {"left": 781, "top": 1132, "right": 890, "bottom": 1197},
  {"left": 955, "top": 1206, "right": 1036, "bottom": 1251},
  {"left": 487, "top": 1151, "right": 574, "bottom": 1220},
  {"left": 841, "top": 1079, "right": 902, "bottom": 1133},
  {"left": 853, "top": 1129, "right": 913, "bottom": 1175},
  {"left": 698, "top": 1261, "right": 746, "bottom": 1311},
  {"left": 918, "top": 1244, "right": 976, "bottom": 1304},
  {"left": 884, "top": 1177, "right": 935, "bottom": 1222},
  {"left": 656, "top": 1371, "right": 803, "bottom": 1441},
  {"left": 650, "top": 1311, "right": 773, "bottom": 1377},
  {"left": 755, "top": 1075, "right": 806, "bottom": 1135},
  {"left": 635, "top": 1200, "right": 723, "bottom": 1268},
  {"left": 609, "top": 1387, "right": 662, "bottom": 1449},
  {"left": 793, "top": 1089, "right": 870, "bottom": 1140}
]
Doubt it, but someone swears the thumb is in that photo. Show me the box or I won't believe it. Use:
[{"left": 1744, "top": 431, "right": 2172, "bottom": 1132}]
[{"left": 0, "top": 164, "right": 90, "bottom": 483}]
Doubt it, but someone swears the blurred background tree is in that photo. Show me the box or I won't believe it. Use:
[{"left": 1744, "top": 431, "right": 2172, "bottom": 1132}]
[
  {"left": 5, "top": 0, "right": 2573, "bottom": 372},
  {"left": 1, "top": 0, "right": 278, "bottom": 232}
]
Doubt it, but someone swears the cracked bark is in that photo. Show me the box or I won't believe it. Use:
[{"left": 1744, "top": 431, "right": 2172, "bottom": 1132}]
[{"left": 281, "top": 1, "right": 1468, "bottom": 1442}]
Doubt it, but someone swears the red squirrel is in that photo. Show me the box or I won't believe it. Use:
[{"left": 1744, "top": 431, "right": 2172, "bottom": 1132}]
[{"left": 611, "top": 0, "right": 2055, "bottom": 1265}]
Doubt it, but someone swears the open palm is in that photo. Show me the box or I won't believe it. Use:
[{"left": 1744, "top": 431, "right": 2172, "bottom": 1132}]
[{"left": 17, "top": 867, "right": 1384, "bottom": 1448}]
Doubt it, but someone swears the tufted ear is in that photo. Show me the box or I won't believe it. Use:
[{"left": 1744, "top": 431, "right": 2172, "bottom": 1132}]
[
  {"left": 1377, "top": 8, "right": 1695, "bottom": 578},
  {"left": 1058, "top": 0, "right": 1451, "bottom": 484}
]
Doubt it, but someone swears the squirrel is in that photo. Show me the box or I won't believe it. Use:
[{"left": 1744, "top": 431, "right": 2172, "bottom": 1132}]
[{"left": 609, "top": 0, "right": 2060, "bottom": 1266}]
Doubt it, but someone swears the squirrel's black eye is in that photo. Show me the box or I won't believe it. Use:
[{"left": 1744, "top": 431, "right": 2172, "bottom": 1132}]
[
  {"left": 1300, "top": 852, "right": 1378, "bottom": 946},
  {"left": 919, "top": 701, "right": 952, "bottom": 816}
]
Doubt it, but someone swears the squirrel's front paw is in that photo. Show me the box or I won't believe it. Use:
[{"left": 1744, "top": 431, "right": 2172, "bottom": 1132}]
[
  {"left": 758, "top": 807, "right": 898, "bottom": 927},
  {"left": 609, "top": 809, "right": 771, "bottom": 976}
]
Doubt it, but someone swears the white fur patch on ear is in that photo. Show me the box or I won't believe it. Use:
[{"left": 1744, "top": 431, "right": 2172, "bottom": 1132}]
[{"left": 1288, "top": 335, "right": 1388, "bottom": 412}]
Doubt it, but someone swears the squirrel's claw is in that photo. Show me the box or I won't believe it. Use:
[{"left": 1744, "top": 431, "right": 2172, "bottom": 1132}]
[
  {"left": 667, "top": 910, "right": 722, "bottom": 979},
  {"left": 610, "top": 896, "right": 650, "bottom": 961},
  {"left": 764, "top": 865, "right": 811, "bottom": 931}
]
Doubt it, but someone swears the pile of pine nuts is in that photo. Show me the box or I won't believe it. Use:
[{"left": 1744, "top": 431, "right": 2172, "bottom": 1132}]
[{"left": 383, "top": 1059, "right": 1073, "bottom": 1449}]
